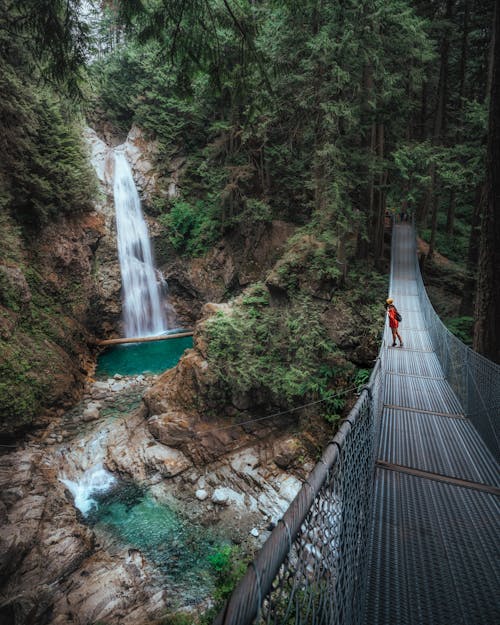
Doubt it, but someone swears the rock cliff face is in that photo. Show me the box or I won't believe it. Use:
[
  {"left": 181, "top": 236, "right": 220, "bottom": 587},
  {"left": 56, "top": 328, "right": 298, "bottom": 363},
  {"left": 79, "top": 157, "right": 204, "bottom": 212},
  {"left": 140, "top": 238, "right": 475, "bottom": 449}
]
[
  {"left": 0, "top": 208, "right": 103, "bottom": 434},
  {"left": 161, "top": 220, "right": 295, "bottom": 322}
]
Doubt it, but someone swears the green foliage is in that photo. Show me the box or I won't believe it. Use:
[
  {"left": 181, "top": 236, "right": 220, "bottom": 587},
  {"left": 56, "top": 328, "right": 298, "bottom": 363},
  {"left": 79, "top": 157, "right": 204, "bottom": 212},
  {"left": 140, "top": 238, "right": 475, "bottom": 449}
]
[
  {"left": 159, "top": 615, "right": 196, "bottom": 625},
  {"left": 0, "top": 338, "right": 56, "bottom": 427},
  {"left": 445, "top": 316, "right": 474, "bottom": 346},
  {"left": 354, "top": 368, "right": 372, "bottom": 392},
  {"left": 0, "top": 60, "right": 96, "bottom": 228},
  {"left": 158, "top": 199, "right": 220, "bottom": 257},
  {"left": 420, "top": 209, "right": 471, "bottom": 264},
  {"left": 0, "top": 0, "right": 90, "bottom": 97},
  {"left": 270, "top": 229, "right": 344, "bottom": 297},
  {"left": 205, "top": 289, "right": 352, "bottom": 414},
  {"left": 0, "top": 215, "right": 88, "bottom": 430},
  {"left": 207, "top": 544, "right": 247, "bottom": 604},
  {"left": 241, "top": 283, "right": 270, "bottom": 309}
]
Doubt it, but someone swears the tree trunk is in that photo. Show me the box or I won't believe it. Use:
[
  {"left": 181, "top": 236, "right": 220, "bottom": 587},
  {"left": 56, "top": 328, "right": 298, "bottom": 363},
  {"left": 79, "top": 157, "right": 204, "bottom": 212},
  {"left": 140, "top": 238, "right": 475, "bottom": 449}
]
[
  {"left": 428, "top": 0, "right": 452, "bottom": 257},
  {"left": 459, "top": 185, "right": 483, "bottom": 316},
  {"left": 458, "top": 0, "right": 469, "bottom": 119},
  {"left": 446, "top": 189, "right": 456, "bottom": 234},
  {"left": 374, "top": 122, "right": 386, "bottom": 263},
  {"left": 356, "top": 60, "right": 375, "bottom": 259},
  {"left": 419, "top": 80, "right": 428, "bottom": 140},
  {"left": 473, "top": 3, "right": 500, "bottom": 363},
  {"left": 428, "top": 185, "right": 439, "bottom": 257}
]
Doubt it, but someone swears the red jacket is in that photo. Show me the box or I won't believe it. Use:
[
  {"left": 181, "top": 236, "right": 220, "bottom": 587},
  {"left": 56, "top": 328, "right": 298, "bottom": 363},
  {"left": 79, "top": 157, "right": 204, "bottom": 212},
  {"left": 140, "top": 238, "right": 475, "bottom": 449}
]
[{"left": 388, "top": 306, "right": 399, "bottom": 329}]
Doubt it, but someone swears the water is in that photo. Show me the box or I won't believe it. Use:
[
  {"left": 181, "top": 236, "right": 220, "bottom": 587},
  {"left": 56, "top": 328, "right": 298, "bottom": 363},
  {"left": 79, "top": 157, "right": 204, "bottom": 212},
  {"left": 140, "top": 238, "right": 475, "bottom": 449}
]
[
  {"left": 88, "top": 483, "right": 224, "bottom": 598},
  {"left": 96, "top": 335, "right": 193, "bottom": 377},
  {"left": 60, "top": 463, "right": 117, "bottom": 515},
  {"left": 113, "top": 150, "right": 167, "bottom": 337}
]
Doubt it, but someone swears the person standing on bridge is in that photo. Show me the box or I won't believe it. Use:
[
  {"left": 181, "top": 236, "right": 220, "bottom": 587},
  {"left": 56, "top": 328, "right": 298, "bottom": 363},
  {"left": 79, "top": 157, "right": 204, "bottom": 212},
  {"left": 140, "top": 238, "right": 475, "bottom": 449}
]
[{"left": 386, "top": 298, "right": 403, "bottom": 347}]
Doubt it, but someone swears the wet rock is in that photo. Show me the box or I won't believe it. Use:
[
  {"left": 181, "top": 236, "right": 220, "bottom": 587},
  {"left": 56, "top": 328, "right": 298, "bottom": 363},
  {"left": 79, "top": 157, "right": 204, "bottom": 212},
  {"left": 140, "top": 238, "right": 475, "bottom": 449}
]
[
  {"left": 195, "top": 489, "right": 209, "bottom": 501},
  {"left": 110, "top": 381, "right": 127, "bottom": 392},
  {"left": 148, "top": 411, "right": 196, "bottom": 448},
  {"left": 212, "top": 487, "right": 245, "bottom": 508},
  {"left": 123, "top": 124, "right": 162, "bottom": 205},
  {"left": 164, "top": 221, "right": 295, "bottom": 305}
]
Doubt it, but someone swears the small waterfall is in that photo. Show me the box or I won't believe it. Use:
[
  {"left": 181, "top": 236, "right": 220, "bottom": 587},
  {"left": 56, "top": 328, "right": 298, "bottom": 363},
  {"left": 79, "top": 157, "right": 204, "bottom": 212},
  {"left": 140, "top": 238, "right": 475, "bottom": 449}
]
[
  {"left": 113, "top": 150, "right": 167, "bottom": 337},
  {"left": 60, "top": 463, "right": 117, "bottom": 516}
]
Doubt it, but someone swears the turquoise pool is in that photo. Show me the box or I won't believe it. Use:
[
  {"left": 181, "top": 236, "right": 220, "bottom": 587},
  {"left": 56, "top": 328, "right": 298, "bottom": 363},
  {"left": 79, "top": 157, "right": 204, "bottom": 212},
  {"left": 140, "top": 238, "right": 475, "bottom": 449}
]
[{"left": 96, "top": 335, "right": 193, "bottom": 377}]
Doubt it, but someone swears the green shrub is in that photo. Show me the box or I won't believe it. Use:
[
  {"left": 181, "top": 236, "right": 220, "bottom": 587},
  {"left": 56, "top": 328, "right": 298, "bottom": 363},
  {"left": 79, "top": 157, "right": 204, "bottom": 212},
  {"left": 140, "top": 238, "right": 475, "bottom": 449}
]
[
  {"left": 354, "top": 368, "right": 371, "bottom": 392},
  {"left": 159, "top": 199, "right": 219, "bottom": 257},
  {"left": 204, "top": 289, "right": 353, "bottom": 414},
  {"left": 207, "top": 544, "right": 247, "bottom": 603},
  {"left": 445, "top": 316, "right": 473, "bottom": 345}
]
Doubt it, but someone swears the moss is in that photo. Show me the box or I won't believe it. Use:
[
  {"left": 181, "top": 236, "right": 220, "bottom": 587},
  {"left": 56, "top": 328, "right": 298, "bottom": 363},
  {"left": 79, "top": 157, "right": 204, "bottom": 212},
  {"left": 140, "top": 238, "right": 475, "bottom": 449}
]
[
  {"left": 0, "top": 338, "right": 53, "bottom": 427},
  {"left": 204, "top": 290, "right": 353, "bottom": 417},
  {"left": 0, "top": 238, "right": 88, "bottom": 434}
]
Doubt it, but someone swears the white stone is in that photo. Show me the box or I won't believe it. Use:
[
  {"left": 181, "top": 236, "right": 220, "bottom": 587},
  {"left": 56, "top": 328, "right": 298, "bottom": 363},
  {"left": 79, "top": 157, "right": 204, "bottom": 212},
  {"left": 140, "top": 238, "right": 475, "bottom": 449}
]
[
  {"left": 250, "top": 528, "right": 260, "bottom": 538},
  {"left": 168, "top": 182, "right": 178, "bottom": 198},
  {"left": 110, "top": 382, "right": 126, "bottom": 392},
  {"left": 212, "top": 487, "right": 246, "bottom": 508},
  {"left": 82, "top": 406, "right": 100, "bottom": 422},
  {"left": 93, "top": 381, "right": 110, "bottom": 391},
  {"left": 246, "top": 495, "right": 259, "bottom": 513},
  {"left": 195, "top": 489, "right": 208, "bottom": 501},
  {"left": 277, "top": 475, "right": 302, "bottom": 503},
  {"left": 230, "top": 449, "right": 260, "bottom": 475},
  {"left": 212, "top": 489, "right": 229, "bottom": 505},
  {"left": 143, "top": 445, "right": 191, "bottom": 477}
]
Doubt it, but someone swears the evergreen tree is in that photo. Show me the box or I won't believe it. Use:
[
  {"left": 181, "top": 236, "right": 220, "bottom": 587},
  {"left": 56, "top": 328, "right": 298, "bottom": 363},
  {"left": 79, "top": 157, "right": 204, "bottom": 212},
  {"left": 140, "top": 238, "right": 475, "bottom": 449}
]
[{"left": 473, "top": 2, "right": 500, "bottom": 362}]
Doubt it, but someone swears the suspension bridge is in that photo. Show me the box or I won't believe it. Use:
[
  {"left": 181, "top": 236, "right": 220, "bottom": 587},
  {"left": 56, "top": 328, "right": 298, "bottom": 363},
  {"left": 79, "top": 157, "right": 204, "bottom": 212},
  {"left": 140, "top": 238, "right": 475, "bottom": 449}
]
[{"left": 213, "top": 223, "right": 500, "bottom": 625}]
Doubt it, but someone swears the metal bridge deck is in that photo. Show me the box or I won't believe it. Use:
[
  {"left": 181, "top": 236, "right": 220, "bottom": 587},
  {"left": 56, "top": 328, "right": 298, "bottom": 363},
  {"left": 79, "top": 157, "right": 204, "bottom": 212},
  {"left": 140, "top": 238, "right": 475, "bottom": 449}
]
[{"left": 363, "top": 225, "right": 500, "bottom": 625}]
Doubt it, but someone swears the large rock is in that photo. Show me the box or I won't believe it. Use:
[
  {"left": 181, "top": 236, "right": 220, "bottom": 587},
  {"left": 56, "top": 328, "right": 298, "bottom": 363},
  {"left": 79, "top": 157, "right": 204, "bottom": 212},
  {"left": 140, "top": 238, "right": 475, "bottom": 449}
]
[
  {"left": 0, "top": 449, "right": 95, "bottom": 624},
  {"left": 123, "top": 124, "right": 162, "bottom": 205}
]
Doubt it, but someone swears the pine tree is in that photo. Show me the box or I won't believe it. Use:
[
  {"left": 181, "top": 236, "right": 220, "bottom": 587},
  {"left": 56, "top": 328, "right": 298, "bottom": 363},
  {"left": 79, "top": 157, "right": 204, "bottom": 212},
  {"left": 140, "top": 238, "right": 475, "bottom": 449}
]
[{"left": 473, "top": 3, "right": 500, "bottom": 362}]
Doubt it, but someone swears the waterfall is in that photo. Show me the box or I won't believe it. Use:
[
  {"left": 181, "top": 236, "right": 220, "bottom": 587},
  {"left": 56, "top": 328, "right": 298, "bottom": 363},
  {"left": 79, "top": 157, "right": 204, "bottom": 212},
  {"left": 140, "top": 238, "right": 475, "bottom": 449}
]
[
  {"left": 113, "top": 150, "right": 167, "bottom": 337},
  {"left": 60, "top": 463, "right": 117, "bottom": 516}
]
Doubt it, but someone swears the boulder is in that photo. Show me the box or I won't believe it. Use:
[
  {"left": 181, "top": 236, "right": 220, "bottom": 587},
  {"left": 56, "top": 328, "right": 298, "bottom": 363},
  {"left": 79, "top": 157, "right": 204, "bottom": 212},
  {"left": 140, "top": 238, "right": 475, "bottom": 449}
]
[
  {"left": 143, "top": 443, "right": 191, "bottom": 477},
  {"left": 273, "top": 437, "right": 302, "bottom": 469}
]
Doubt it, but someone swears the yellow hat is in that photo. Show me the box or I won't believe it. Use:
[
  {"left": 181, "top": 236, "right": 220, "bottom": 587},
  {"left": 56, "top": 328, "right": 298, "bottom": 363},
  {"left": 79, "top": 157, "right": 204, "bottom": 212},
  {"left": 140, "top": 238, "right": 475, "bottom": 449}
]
[{"left": 386, "top": 298, "right": 394, "bottom": 304}]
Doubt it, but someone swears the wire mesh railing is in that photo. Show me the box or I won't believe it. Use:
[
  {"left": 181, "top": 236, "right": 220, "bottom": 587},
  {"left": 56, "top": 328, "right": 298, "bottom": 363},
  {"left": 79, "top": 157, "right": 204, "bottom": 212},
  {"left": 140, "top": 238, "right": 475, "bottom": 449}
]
[
  {"left": 213, "top": 355, "right": 385, "bottom": 625},
  {"left": 414, "top": 243, "right": 500, "bottom": 462}
]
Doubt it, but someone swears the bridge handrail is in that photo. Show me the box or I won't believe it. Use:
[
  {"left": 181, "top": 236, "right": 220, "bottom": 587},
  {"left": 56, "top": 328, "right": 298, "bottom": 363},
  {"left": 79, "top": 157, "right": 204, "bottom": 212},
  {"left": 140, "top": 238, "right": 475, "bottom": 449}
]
[
  {"left": 414, "top": 243, "right": 500, "bottom": 461},
  {"left": 213, "top": 353, "right": 385, "bottom": 625}
]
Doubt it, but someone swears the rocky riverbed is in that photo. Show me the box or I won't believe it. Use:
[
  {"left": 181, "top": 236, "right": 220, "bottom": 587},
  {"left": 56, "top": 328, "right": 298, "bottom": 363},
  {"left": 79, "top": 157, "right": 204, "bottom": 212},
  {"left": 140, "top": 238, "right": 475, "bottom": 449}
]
[{"left": 0, "top": 369, "right": 307, "bottom": 625}]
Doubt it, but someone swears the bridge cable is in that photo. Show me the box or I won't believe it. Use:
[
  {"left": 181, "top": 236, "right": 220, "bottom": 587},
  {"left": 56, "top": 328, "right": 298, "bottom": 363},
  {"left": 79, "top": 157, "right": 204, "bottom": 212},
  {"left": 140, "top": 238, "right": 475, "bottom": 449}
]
[{"left": 190, "top": 384, "right": 361, "bottom": 438}]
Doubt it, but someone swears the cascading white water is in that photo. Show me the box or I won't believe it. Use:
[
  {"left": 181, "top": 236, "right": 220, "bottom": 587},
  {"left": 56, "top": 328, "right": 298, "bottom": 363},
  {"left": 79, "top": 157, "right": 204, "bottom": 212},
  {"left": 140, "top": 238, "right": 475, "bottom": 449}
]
[
  {"left": 113, "top": 150, "right": 167, "bottom": 337},
  {"left": 60, "top": 463, "right": 117, "bottom": 516}
]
